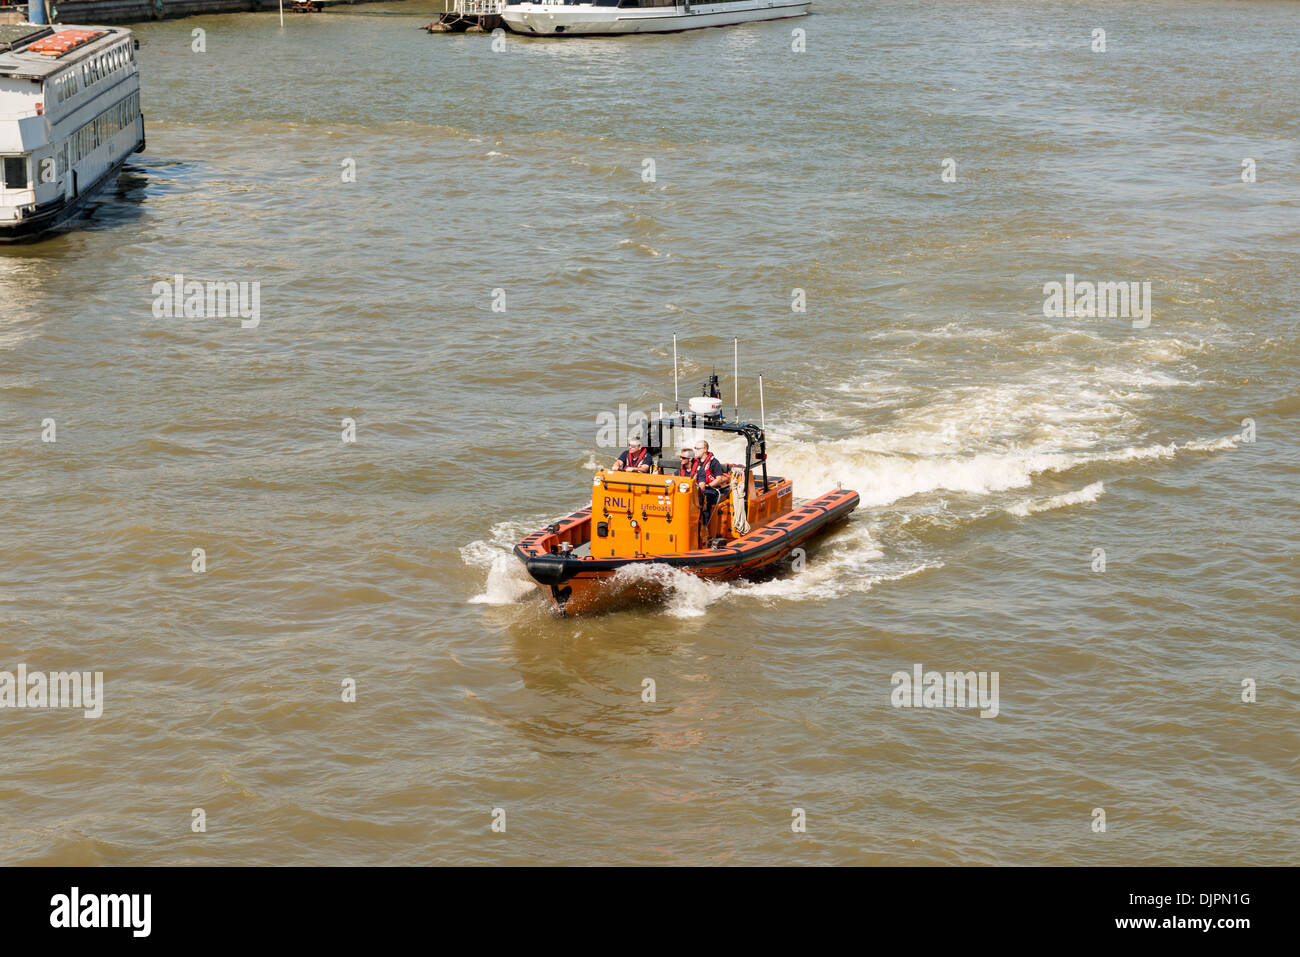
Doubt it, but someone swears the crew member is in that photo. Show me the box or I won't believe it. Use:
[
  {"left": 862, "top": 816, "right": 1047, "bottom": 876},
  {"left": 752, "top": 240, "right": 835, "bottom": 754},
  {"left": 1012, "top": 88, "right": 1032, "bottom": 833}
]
[
  {"left": 688, "top": 440, "right": 730, "bottom": 525},
  {"left": 667, "top": 447, "right": 694, "bottom": 476},
  {"left": 613, "top": 437, "right": 652, "bottom": 473}
]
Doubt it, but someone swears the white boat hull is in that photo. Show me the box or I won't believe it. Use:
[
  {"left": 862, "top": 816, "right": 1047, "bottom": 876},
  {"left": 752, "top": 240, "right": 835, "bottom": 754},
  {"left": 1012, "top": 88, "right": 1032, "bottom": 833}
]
[{"left": 503, "top": 1, "right": 811, "bottom": 36}]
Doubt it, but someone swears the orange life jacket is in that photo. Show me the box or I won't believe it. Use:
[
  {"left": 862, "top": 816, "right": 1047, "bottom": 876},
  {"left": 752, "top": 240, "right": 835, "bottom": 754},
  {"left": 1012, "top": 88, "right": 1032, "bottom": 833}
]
[{"left": 689, "top": 452, "right": 718, "bottom": 484}]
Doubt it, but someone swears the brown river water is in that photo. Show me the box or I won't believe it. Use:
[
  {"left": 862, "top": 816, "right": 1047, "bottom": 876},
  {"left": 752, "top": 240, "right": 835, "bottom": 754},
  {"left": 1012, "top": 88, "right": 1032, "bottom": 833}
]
[{"left": 0, "top": 0, "right": 1296, "bottom": 865}]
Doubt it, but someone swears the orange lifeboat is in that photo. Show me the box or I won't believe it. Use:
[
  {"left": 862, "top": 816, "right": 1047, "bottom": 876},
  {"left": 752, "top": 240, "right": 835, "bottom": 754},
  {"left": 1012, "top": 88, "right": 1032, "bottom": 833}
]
[{"left": 514, "top": 375, "right": 859, "bottom": 615}]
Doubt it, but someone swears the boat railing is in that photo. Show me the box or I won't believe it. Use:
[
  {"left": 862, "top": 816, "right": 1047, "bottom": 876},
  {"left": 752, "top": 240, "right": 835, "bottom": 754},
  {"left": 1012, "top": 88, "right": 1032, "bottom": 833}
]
[{"left": 441, "top": 0, "right": 508, "bottom": 14}]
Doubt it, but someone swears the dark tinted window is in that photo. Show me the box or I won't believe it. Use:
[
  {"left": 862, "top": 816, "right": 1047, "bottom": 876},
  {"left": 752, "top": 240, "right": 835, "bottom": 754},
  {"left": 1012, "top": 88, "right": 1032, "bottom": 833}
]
[{"left": 2, "top": 156, "right": 26, "bottom": 189}]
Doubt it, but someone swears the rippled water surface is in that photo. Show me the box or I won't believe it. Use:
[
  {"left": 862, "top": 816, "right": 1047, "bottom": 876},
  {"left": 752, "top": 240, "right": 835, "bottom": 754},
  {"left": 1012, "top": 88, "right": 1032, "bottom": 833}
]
[{"left": 0, "top": 0, "right": 1297, "bottom": 865}]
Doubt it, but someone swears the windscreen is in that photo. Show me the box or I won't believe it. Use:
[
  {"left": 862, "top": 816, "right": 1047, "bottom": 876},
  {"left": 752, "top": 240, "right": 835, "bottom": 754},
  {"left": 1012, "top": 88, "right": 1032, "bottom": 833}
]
[
  {"left": 648, "top": 419, "right": 748, "bottom": 476},
  {"left": 646, "top": 418, "right": 677, "bottom": 472}
]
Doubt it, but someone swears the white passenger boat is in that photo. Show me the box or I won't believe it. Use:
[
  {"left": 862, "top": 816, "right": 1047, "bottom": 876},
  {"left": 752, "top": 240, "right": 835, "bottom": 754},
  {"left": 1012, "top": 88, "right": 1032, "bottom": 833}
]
[
  {"left": 502, "top": 0, "right": 811, "bottom": 36},
  {"left": 0, "top": 23, "right": 144, "bottom": 241}
]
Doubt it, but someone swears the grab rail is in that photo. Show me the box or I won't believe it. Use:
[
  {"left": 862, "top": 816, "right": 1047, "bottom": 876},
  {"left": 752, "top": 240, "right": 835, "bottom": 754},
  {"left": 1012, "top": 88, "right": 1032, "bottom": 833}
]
[{"left": 442, "top": 0, "right": 508, "bottom": 14}]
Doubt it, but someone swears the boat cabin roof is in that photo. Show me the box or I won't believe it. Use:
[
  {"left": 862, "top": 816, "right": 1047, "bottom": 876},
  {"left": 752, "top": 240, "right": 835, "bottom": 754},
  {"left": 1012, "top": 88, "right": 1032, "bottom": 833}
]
[{"left": 0, "top": 25, "right": 127, "bottom": 81}]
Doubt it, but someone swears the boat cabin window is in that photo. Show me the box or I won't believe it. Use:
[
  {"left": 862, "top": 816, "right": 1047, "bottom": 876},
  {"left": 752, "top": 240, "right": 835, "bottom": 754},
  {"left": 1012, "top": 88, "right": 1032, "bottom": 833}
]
[
  {"left": 1, "top": 156, "right": 28, "bottom": 189},
  {"left": 55, "top": 72, "right": 78, "bottom": 103},
  {"left": 645, "top": 420, "right": 677, "bottom": 467}
]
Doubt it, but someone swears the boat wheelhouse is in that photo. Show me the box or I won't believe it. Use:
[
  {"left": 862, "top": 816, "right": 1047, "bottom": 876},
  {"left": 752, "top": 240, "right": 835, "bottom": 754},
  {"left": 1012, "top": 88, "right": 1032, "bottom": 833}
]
[
  {"left": 502, "top": 0, "right": 812, "bottom": 36},
  {"left": 0, "top": 23, "right": 144, "bottom": 241}
]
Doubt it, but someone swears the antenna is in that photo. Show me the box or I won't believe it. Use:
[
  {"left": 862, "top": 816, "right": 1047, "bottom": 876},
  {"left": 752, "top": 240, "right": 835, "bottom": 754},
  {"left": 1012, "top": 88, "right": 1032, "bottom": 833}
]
[
  {"left": 733, "top": 337, "right": 739, "bottom": 421},
  {"left": 758, "top": 374, "right": 766, "bottom": 429},
  {"left": 673, "top": 334, "right": 679, "bottom": 408}
]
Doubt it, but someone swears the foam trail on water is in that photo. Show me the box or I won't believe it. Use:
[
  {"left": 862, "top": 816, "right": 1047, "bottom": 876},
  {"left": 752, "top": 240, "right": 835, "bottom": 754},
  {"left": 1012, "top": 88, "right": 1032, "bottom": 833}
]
[
  {"left": 608, "top": 563, "right": 731, "bottom": 618},
  {"left": 461, "top": 518, "right": 553, "bottom": 605},
  {"left": 765, "top": 437, "right": 1238, "bottom": 510},
  {"left": 1006, "top": 481, "right": 1105, "bottom": 517},
  {"left": 734, "top": 557, "right": 943, "bottom": 602},
  {"left": 469, "top": 554, "right": 537, "bottom": 605},
  {"left": 460, "top": 348, "right": 1246, "bottom": 613}
]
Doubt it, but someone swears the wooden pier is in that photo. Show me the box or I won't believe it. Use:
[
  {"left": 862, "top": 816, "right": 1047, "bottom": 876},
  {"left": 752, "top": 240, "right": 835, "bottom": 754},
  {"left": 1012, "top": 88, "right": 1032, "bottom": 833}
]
[{"left": 425, "top": 0, "right": 505, "bottom": 33}]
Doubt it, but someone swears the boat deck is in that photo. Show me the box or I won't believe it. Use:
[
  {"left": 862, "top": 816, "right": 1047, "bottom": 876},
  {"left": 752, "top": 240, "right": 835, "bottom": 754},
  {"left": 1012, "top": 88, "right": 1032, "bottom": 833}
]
[
  {"left": 0, "top": 23, "right": 49, "bottom": 54},
  {"left": 0, "top": 25, "right": 126, "bottom": 80}
]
